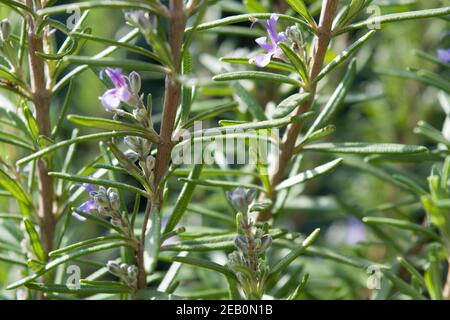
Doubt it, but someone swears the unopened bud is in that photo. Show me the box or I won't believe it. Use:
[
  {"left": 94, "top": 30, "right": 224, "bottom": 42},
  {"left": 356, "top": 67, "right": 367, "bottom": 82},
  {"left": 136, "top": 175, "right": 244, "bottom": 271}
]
[
  {"left": 227, "top": 186, "right": 249, "bottom": 214},
  {"left": 129, "top": 71, "right": 141, "bottom": 96},
  {"left": 107, "top": 261, "right": 121, "bottom": 275},
  {"left": 133, "top": 108, "right": 149, "bottom": 127},
  {"left": 0, "top": 19, "right": 11, "bottom": 42},
  {"left": 124, "top": 150, "right": 140, "bottom": 162},
  {"left": 125, "top": 10, "right": 155, "bottom": 32},
  {"left": 259, "top": 235, "right": 272, "bottom": 252},
  {"left": 234, "top": 235, "right": 247, "bottom": 252},
  {"left": 108, "top": 189, "right": 120, "bottom": 211},
  {"left": 127, "top": 265, "right": 138, "bottom": 279},
  {"left": 146, "top": 155, "right": 155, "bottom": 172}
]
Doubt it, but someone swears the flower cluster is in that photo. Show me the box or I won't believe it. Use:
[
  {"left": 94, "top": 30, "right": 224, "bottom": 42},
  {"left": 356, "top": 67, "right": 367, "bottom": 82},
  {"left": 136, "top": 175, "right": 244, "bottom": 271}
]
[
  {"left": 226, "top": 187, "right": 272, "bottom": 299},
  {"left": 74, "top": 184, "right": 133, "bottom": 238},
  {"left": 107, "top": 261, "right": 138, "bottom": 290}
]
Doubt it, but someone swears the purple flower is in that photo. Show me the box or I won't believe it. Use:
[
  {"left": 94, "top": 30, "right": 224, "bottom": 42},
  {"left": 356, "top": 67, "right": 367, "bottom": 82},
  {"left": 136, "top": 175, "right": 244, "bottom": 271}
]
[
  {"left": 249, "top": 14, "right": 286, "bottom": 67},
  {"left": 73, "top": 184, "right": 98, "bottom": 221},
  {"left": 344, "top": 217, "right": 366, "bottom": 245},
  {"left": 437, "top": 48, "right": 450, "bottom": 64},
  {"left": 99, "top": 68, "right": 134, "bottom": 110}
]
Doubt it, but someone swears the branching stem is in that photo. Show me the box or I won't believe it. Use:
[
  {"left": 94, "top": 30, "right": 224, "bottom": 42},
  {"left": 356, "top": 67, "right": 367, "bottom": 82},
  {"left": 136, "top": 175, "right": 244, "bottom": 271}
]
[{"left": 257, "top": 0, "right": 339, "bottom": 221}]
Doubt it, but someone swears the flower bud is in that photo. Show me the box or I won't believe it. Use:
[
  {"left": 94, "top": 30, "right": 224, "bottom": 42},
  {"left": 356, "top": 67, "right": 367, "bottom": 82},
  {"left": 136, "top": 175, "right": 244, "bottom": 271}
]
[
  {"left": 0, "top": 19, "right": 11, "bottom": 42},
  {"left": 125, "top": 10, "right": 155, "bottom": 32},
  {"left": 146, "top": 155, "right": 155, "bottom": 172},
  {"left": 234, "top": 235, "right": 247, "bottom": 252},
  {"left": 108, "top": 190, "right": 120, "bottom": 212},
  {"left": 227, "top": 186, "right": 249, "bottom": 214},
  {"left": 127, "top": 265, "right": 138, "bottom": 279},
  {"left": 129, "top": 71, "right": 141, "bottom": 96},
  {"left": 94, "top": 193, "right": 110, "bottom": 208},
  {"left": 107, "top": 261, "right": 121, "bottom": 275},
  {"left": 124, "top": 149, "right": 140, "bottom": 162},
  {"left": 259, "top": 235, "right": 272, "bottom": 252},
  {"left": 133, "top": 107, "right": 149, "bottom": 127},
  {"left": 120, "top": 263, "right": 129, "bottom": 274},
  {"left": 246, "top": 188, "right": 257, "bottom": 204},
  {"left": 111, "top": 217, "right": 124, "bottom": 228}
]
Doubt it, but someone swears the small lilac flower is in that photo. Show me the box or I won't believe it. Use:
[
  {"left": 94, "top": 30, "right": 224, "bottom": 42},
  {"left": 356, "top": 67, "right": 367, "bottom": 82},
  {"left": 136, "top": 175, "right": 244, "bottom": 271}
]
[
  {"left": 73, "top": 184, "right": 98, "bottom": 221},
  {"left": 99, "top": 68, "right": 134, "bottom": 110},
  {"left": 437, "top": 48, "right": 450, "bottom": 64},
  {"left": 344, "top": 217, "right": 366, "bottom": 245},
  {"left": 249, "top": 14, "right": 286, "bottom": 67}
]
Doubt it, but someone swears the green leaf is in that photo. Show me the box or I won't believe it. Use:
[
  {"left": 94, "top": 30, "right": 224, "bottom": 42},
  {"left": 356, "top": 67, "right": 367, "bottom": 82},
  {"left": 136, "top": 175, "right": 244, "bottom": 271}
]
[
  {"left": 272, "top": 93, "right": 311, "bottom": 119},
  {"left": 191, "top": 13, "right": 312, "bottom": 33},
  {"left": 0, "top": 132, "right": 35, "bottom": 151},
  {"left": 424, "top": 246, "right": 443, "bottom": 300},
  {"left": 231, "top": 82, "right": 267, "bottom": 121},
  {"left": 22, "top": 103, "right": 40, "bottom": 141},
  {"left": 63, "top": 56, "right": 169, "bottom": 74},
  {"left": 7, "top": 241, "right": 132, "bottom": 289},
  {"left": 25, "top": 282, "right": 131, "bottom": 294},
  {"left": 67, "top": 115, "right": 159, "bottom": 142},
  {"left": 306, "top": 59, "right": 356, "bottom": 136},
  {"left": 186, "top": 205, "right": 235, "bottom": 226},
  {"left": 49, "top": 235, "right": 131, "bottom": 257},
  {"left": 70, "top": 31, "right": 162, "bottom": 63},
  {"left": 178, "top": 178, "right": 265, "bottom": 192},
  {"left": 170, "top": 256, "right": 236, "bottom": 280},
  {"left": 164, "top": 164, "right": 203, "bottom": 233},
  {"left": 38, "top": 1, "right": 163, "bottom": 16},
  {"left": 381, "top": 269, "right": 426, "bottom": 300},
  {"left": 362, "top": 217, "right": 441, "bottom": 242},
  {"left": 53, "top": 28, "right": 141, "bottom": 94},
  {"left": 269, "top": 228, "right": 320, "bottom": 280},
  {"left": 288, "top": 273, "right": 309, "bottom": 300},
  {"left": 336, "top": 7, "right": 450, "bottom": 35},
  {"left": 48, "top": 172, "right": 150, "bottom": 198},
  {"left": 301, "top": 142, "right": 428, "bottom": 155},
  {"left": 220, "top": 57, "right": 296, "bottom": 72},
  {"left": 0, "top": 253, "right": 27, "bottom": 267},
  {"left": 0, "top": 168, "right": 33, "bottom": 207},
  {"left": 414, "top": 121, "right": 450, "bottom": 147},
  {"left": 23, "top": 219, "right": 46, "bottom": 261},
  {"left": 278, "top": 42, "right": 308, "bottom": 83},
  {"left": 315, "top": 31, "right": 375, "bottom": 83},
  {"left": 144, "top": 205, "right": 161, "bottom": 274},
  {"left": 286, "top": 0, "right": 316, "bottom": 26},
  {"left": 162, "top": 229, "right": 286, "bottom": 252},
  {"left": 396, "top": 257, "right": 426, "bottom": 288},
  {"left": 51, "top": 79, "right": 74, "bottom": 138},
  {"left": 213, "top": 71, "right": 302, "bottom": 86},
  {"left": 181, "top": 101, "right": 238, "bottom": 129},
  {"left": 299, "top": 125, "right": 336, "bottom": 145},
  {"left": 194, "top": 112, "right": 313, "bottom": 136},
  {"left": 72, "top": 209, "right": 123, "bottom": 233},
  {"left": 244, "top": 0, "right": 267, "bottom": 13},
  {"left": 17, "top": 131, "right": 148, "bottom": 166},
  {"left": 276, "top": 158, "right": 343, "bottom": 191},
  {"left": 375, "top": 67, "right": 450, "bottom": 93}
]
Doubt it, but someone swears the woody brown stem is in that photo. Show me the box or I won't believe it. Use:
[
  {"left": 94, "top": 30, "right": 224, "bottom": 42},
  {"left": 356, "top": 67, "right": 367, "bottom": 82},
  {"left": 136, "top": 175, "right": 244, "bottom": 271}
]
[
  {"left": 26, "top": 0, "right": 55, "bottom": 256},
  {"left": 257, "top": 0, "right": 339, "bottom": 221},
  {"left": 137, "top": 0, "right": 186, "bottom": 290},
  {"left": 153, "top": 0, "right": 186, "bottom": 189}
]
